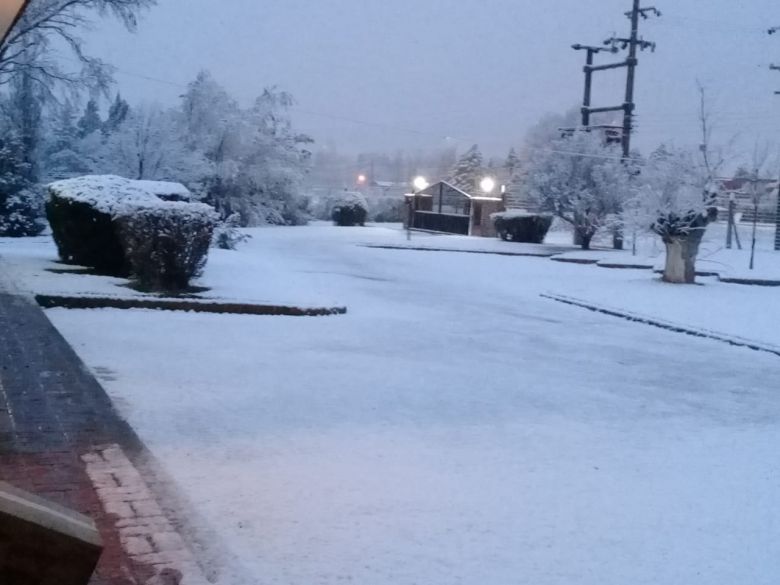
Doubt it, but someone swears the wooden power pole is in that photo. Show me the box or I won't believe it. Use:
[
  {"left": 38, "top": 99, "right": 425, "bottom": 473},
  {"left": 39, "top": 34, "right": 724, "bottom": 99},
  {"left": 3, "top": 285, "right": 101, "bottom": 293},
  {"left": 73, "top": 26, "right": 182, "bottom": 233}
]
[
  {"left": 769, "top": 28, "right": 780, "bottom": 250},
  {"left": 572, "top": 2, "right": 661, "bottom": 158},
  {"left": 570, "top": 2, "right": 660, "bottom": 249}
]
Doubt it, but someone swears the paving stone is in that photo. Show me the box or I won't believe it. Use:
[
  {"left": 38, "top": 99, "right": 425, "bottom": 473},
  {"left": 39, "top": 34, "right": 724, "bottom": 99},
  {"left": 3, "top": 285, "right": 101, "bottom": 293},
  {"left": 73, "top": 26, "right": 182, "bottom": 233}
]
[{"left": 0, "top": 292, "right": 208, "bottom": 584}]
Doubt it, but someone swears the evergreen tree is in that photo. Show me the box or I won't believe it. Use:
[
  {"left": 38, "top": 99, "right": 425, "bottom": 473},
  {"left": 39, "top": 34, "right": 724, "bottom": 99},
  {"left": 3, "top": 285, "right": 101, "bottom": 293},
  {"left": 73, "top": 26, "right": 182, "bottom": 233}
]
[
  {"left": 7, "top": 70, "right": 43, "bottom": 183},
  {"left": 0, "top": 133, "right": 44, "bottom": 237},
  {"left": 451, "top": 145, "right": 483, "bottom": 193},
  {"left": 43, "top": 101, "right": 93, "bottom": 181},
  {"left": 77, "top": 99, "right": 103, "bottom": 138},
  {"left": 505, "top": 147, "right": 520, "bottom": 175},
  {"left": 103, "top": 94, "right": 130, "bottom": 136}
]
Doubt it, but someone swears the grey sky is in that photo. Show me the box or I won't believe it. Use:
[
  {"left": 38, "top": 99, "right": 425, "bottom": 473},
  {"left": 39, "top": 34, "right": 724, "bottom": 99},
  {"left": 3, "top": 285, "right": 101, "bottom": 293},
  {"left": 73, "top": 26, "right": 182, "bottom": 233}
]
[{"left": 86, "top": 0, "right": 780, "bottom": 160}]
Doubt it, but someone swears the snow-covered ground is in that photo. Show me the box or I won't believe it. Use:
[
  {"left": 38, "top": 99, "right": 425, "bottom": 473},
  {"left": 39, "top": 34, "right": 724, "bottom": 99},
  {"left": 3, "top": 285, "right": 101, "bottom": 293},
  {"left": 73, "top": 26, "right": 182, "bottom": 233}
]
[{"left": 10, "top": 223, "right": 775, "bottom": 585}]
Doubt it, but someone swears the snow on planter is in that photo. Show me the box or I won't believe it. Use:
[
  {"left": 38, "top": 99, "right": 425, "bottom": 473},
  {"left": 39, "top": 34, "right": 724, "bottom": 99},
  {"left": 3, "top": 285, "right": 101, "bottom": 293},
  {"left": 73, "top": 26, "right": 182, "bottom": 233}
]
[{"left": 47, "top": 175, "right": 217, "bottom": 290}]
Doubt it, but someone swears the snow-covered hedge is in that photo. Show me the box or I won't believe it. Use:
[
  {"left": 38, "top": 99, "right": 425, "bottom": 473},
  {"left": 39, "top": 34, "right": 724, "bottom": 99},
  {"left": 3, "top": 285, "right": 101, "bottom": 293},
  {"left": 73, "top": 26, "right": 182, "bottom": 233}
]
[
  {"left": 331, "top": 191, "right": 368, "bottom": 227},
  {"left": 492, "top": 211, "right": 553, "bottom": 244},
  {"left": 47, "top": 175, "right": 217, "bottom": 288},
  {"left": 117, "top": 207, "right": 216, "bottom": 291}
]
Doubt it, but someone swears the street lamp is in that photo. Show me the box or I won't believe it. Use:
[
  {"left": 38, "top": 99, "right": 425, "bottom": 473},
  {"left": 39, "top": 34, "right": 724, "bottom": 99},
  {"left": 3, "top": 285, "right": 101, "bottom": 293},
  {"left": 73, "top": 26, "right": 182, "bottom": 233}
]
[
  {"left": 413, "top": 176, "right": 429, "bottom": 193},
  {"left": 406, "top": 177, "right": 428, "bottom": 242},
  {"left": 357, "top": 174, "right": 367, "bottom": 185},
  {"left": 0, "top": 0, "right": 31, "bottom": 48},
  {"left": 480, "top": 177, "right": 496, "bottom": 195}
]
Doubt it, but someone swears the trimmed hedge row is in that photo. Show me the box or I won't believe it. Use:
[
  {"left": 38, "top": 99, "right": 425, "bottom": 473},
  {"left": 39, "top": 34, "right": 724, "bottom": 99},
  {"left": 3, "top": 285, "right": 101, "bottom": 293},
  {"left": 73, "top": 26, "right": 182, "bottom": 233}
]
[
  {"left": 46, "top": 176, "right": 217, "bottom": 292},
  {"left": 492, "top": 213, "right": 553, "bottom": 244},
  {"left": 116, "top": 208, "right": 215, "bottom": 291},
  {"left": 46, "top": 195, "right": 131, "bottom": 276}
]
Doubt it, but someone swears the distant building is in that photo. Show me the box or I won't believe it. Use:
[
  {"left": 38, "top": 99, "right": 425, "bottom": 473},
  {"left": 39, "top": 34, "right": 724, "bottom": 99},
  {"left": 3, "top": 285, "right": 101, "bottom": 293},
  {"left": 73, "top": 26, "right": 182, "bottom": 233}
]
[
  {"left": 717, "top": 177, "right": 778, "bottom": 225},
  {"left": 404, "top": 181, "right": 504, "bottom": 238}
]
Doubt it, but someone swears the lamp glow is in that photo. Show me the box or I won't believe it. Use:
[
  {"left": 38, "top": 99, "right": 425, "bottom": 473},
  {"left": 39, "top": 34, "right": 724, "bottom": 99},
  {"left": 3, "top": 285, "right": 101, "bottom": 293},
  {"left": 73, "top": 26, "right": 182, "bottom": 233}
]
[
  {"left": 413, "top": 176, "right": 429, "bottom": 192},
  {"left": 480, "top": 177, "right": 496, "bottom": 194}
]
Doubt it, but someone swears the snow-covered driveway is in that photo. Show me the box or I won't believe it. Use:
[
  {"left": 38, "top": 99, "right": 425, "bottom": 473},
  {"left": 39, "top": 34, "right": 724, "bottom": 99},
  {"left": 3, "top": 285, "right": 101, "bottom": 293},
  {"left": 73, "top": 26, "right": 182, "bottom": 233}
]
[{"left": 47, "top": 226, "right": 780, "bottom": 585}]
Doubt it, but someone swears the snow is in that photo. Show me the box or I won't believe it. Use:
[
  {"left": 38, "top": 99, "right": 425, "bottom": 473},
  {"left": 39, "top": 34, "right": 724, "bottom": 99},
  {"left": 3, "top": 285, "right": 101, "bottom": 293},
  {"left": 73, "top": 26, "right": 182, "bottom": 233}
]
[
  {"left": 48, "top": 174, "right": 212, "bottom": 218},
  {"left": 134, "top": 180, "right": 193, "bottom": 201},
  {"left": 24, "top": 223, "right": 780, "bottom": 585},
  {"left": 491, "top": 209, "right": 553, "bottom": 220}
]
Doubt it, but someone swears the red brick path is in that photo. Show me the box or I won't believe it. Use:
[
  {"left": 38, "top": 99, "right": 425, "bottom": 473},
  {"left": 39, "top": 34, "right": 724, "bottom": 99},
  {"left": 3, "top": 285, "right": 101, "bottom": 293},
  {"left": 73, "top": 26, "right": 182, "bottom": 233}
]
[{"left": 0, "top": 293, "right": 206, "bottom": 584}]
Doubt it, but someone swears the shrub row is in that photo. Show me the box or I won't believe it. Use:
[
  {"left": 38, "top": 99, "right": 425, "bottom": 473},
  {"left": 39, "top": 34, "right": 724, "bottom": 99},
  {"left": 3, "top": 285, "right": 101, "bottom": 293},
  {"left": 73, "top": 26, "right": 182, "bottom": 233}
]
[{"left": 47, "top": 175, "right": 217, "bottom": 291}]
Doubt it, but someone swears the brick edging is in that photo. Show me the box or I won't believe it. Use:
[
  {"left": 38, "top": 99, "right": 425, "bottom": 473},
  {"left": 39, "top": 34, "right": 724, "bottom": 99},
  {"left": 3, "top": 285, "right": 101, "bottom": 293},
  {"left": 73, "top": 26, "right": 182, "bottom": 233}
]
[{"left": 35, "top": 294, "right": 348, "bottom": 317}]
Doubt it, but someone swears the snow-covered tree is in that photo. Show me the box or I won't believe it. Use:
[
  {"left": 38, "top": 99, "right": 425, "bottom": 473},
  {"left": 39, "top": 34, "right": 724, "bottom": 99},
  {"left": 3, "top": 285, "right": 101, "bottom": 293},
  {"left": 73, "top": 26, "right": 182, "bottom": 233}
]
[
  {"left": 3, "top": 68, "right": 43, "bottom": 183},
  {"left": 103, "top": 94, "right": 130, "bottom": 136},
  {"left": 77, "top": 99, "right": 103, "bottom": 138},
  {"left": 103, "top": 104, "right": 194, "bottom": 181},
  {"left": 0, "top": 133, "right": 44, "bottom": 237},
  {"left": 523, "top": 131, "right": 631, "bottom": 250},
  {"left": 505, "top": 147, "right": 521, "bottom": 176},
  {"left": 0, "top": 0, "right": 156, "bottom": 94},
  {"left": 239, "top": 88, "right": 313, "bottom": 225},
  {"left": 41, "top": 100, "right": 95, "bottom": 181},
  {"left": 638, "top": 147, "right": 716, "bottom": 283},
  {"left": 451, "top": 145, "right": 483, "bottom": 193},
  {"left": 640, "top": 85, "right": 725, "bottom": 284},
  {"left": 179, "top": 74, "right": 312, "bottom": 226}
]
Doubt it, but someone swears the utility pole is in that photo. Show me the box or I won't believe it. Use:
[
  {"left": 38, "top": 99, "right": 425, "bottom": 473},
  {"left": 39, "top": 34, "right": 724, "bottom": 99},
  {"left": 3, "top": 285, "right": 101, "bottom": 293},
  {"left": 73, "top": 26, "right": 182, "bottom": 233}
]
[
  {"left": 571, "top": 44, "right": 618, "bottom": 129},
  {"left": 570, "top": 2, "right": 660, "bottom": 249},
  {"left": 572, "top": 2, "right": 660, "bottom": 156},
  {"left": 768, "top": 28, "right": 780, "bottom": 250}
]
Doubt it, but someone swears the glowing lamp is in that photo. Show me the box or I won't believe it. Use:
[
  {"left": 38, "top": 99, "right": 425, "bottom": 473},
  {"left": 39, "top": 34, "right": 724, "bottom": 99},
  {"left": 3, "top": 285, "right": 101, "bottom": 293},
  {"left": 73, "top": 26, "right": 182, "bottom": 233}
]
[
  {"left": 480, "top": 177, "right": 496, "bottom": 194},
  {"left": 413, "top": 176, "right": 429, "bottom": 192}
]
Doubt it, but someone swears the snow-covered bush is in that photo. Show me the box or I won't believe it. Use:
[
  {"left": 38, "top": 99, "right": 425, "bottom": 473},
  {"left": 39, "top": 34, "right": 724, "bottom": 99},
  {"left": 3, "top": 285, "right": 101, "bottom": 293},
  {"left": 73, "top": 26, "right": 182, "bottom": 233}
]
[
  {"left": 492, "top": 211, "right": 553, "bottom": 243},
  {"left": 212, "top": 213, "right": 252, "bottom": 250},
  {"left": 0, "top": 188, "right": 46, "bottom": 237},
  {"left": 331, "top": 191, "right": 368, "bottom": 227},
  {"left": 371, "top": 197, "right": 405, "bottom": 223},
  {"left": 47, "top": 175, "right": 215, "bottom": 283},
  {"left": 116, "top": 205, "right": 217, "bottom": 291},
  {"left": 46, "top": 189, "right": 130, "bottom": 275}
]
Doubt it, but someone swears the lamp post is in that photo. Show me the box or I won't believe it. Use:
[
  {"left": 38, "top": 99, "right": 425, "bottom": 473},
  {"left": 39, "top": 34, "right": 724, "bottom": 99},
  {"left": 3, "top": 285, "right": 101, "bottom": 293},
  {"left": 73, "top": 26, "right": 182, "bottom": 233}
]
[
  {"left": 406, "top": 176, "right": 428, "bottom": 241},
  {"left": 0, "top": 0, "right": 31, "bottom": 48}
]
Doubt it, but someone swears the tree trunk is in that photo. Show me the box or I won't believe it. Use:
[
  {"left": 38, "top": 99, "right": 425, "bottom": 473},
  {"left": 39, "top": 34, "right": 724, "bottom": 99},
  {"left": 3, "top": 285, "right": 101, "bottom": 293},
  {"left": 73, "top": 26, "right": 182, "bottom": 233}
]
[
  {"left": 580, "top": 233, "right": 593, "bottom": 250},
  {"left": 663, "top": 231, "right": 704, "bottom": 284}
]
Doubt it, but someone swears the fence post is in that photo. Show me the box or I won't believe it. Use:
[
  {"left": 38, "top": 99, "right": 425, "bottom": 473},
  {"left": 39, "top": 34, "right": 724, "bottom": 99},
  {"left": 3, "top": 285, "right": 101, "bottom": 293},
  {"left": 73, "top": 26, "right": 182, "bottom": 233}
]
[{"left": 775, "top": 190, "right": 780, "bottom": 251}]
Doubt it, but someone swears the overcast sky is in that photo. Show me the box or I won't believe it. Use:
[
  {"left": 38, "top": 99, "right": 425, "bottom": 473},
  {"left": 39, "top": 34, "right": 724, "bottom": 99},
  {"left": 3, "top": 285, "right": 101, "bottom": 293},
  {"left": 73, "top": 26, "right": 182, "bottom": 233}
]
[{"left": 85, "top": 0, "right": 780, "bottom": 160}]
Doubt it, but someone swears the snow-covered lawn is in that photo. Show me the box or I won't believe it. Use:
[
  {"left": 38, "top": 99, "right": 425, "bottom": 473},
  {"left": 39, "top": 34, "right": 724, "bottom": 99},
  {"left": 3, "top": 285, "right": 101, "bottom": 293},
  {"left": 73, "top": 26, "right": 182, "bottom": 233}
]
[{"left": 16, "top": 224, "right": 777, "bottom": 585}]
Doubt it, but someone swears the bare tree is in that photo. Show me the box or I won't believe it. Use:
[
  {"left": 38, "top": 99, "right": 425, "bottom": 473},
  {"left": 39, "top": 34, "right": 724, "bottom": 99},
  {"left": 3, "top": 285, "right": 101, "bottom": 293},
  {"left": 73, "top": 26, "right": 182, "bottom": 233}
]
[
  {"left": 745, "top": 142, "right": 773, "bottom": 271},
  {"left": 0, "top": 0, "right": 156, "bottom": 94}
]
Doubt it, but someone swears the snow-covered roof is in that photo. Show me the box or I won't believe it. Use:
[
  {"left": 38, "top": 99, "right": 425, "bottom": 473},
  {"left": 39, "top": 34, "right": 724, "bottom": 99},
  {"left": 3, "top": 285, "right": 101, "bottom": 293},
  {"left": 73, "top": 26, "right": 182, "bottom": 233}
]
[
  {"left": 48, "top": 175, "right": 214, "bottom": 218},
  {"left": 417, "top": 181, "right": 502, "bottom": 201}
]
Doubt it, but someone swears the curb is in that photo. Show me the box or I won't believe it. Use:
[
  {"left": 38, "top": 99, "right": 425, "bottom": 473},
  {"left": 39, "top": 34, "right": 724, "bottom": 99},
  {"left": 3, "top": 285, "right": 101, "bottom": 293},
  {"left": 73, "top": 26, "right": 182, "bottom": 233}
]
[
  {"left": 541, "top": 292, "right": 780, "bottom": 358},
  {"left": 361, "top": 244, "right": 559, "bottom": 258},
  {"left": 35, "top": 294, "right": 348, "bottom": 317}
]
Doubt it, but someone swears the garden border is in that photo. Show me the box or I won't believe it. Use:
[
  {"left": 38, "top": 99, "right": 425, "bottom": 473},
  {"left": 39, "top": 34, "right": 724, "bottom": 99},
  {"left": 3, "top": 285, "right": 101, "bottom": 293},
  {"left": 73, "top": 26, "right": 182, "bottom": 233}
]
[
  {"left": 35, "top": 294, "right": 348, "bottom": 317},
  {"left": 541, "top": 292, "right": 780, "bottom": 358}
]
